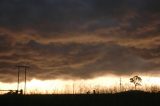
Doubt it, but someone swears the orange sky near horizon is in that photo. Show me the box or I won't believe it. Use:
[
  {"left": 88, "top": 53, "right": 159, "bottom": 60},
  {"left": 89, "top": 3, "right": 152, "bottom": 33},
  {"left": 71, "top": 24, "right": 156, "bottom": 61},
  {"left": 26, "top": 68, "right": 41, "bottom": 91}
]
[{"left": 0, "top": 75, "right": 160, "bottom": 94}]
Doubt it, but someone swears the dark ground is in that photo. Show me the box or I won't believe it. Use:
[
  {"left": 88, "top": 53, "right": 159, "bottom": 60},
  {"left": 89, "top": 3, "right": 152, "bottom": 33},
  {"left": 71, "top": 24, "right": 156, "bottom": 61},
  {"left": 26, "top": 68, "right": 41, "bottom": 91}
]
[{"left": 0, "top": 91, "right": 160, "bottom": 106}]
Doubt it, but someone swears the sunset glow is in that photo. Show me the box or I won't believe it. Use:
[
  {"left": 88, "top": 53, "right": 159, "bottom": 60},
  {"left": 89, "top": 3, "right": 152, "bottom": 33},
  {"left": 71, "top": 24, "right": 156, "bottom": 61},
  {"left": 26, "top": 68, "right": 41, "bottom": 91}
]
[{"left": 1, "top": 75, "right": 160, "bottom": 94}]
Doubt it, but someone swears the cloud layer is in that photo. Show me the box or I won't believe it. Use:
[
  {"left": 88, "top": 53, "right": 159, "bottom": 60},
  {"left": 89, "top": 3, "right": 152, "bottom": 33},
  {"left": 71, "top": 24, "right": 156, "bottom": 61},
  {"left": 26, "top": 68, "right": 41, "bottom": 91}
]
[{"left": 0, "top": 0, "right": 160, "bottom": 82}]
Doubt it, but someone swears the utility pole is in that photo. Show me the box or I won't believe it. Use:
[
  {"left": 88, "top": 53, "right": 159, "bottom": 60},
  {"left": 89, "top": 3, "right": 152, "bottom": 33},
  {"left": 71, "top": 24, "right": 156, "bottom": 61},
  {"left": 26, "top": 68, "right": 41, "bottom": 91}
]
[
  {"left": 120, "top": 77, "right": 122, "bottom": 92},
  {"left": 24, "top": 67, "right": 27, "bottom": 95},
  {"left": 17, "top": 66, "right": 20, "bottom": 92},
  {"left": 72, "top": 82, "right": 75, "bottom": 94},
  {"left": 16, "top": 65, "right": 29, "bottom": 95}
]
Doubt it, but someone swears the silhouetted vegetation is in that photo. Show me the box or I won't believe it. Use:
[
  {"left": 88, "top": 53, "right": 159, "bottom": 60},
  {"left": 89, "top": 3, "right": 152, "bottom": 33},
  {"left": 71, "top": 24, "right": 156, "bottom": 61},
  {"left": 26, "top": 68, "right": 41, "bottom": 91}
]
[
  {"left": 0, "top": 75, "right": 159, "bottom": 106},
  {"left": 0, "top": 91, "right": 160, "bottom": 106},
  {"left": 130, "top": 76, "right": 142, "bottom": 90}
]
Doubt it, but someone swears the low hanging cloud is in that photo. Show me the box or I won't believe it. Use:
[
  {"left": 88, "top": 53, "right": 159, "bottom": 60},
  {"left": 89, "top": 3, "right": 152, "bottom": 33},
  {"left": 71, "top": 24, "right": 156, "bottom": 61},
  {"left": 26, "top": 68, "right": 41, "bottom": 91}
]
[{"left": 0, "top": 0, "right": 160, "bottom": 82}]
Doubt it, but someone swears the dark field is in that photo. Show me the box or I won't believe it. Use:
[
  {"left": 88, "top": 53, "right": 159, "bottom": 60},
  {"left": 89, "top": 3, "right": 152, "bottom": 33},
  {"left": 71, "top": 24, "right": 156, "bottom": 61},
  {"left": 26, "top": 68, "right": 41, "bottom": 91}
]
[{"left": 0, "top": 91, "right": 160, "bottom": 106}]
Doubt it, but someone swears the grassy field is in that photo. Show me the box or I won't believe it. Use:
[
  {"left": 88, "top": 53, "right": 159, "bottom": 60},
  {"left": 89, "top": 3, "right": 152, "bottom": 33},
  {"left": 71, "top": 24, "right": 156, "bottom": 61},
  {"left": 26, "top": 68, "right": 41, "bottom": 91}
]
[{"left": 0, "top": 91, "right": 160, "bottom": 106}]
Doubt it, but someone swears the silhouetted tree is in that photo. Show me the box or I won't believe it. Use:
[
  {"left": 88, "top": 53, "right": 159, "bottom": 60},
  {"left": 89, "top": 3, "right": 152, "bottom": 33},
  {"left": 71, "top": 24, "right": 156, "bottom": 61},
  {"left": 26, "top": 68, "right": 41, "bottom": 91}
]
[
  {"left": 130, "top": 76, "right": 142, "bottom": 90},
  {"left": 93, "top": 90, "right": 96, "bottom": 94}
]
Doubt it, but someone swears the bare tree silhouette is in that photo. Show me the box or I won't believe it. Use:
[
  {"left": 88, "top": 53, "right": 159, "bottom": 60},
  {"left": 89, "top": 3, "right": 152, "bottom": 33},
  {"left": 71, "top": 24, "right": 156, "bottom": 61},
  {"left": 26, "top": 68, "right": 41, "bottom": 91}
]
[{"left": 130, "top": 76, "right": 142, "bottom": 90}]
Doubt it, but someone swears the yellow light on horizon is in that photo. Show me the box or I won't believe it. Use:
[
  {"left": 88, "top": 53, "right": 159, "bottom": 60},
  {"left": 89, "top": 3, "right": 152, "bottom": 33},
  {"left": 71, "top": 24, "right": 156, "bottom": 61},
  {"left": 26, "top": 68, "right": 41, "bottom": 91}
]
[{"left": 0, "top": 75, "right": 160, "bottom": 94}]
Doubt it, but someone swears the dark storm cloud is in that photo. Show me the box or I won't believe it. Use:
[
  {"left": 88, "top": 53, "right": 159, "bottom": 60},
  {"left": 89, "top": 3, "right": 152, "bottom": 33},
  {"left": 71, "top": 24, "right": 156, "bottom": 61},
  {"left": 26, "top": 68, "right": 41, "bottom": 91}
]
[{"left": 0, "top": 0, "right": 160, "bottom": 82}]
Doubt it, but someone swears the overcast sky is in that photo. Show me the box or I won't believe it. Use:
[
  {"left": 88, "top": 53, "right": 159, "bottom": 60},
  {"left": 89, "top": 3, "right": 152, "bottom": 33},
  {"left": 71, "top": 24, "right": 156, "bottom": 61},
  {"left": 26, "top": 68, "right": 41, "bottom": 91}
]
[{"left": 0, "top": 0, "right": 160, "bottom": 82}]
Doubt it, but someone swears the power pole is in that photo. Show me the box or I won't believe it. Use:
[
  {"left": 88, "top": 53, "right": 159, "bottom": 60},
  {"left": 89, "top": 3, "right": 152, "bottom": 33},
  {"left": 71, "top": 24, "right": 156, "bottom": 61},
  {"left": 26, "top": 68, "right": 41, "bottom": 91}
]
[
  {"left": 24, "top": 66, "right": 27, "bottom": 95},
  {"left": 72, "top": 82, "right": 75, "bottom": 94},
  {"left": 120, "top": 77, "right": 122, "bottom": 92},
  {"left": 16, "top": 65, "right": 29, "bottom": 95},
  {"left": 17, "top": 66, "right": 20, "bottom": 92}
]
